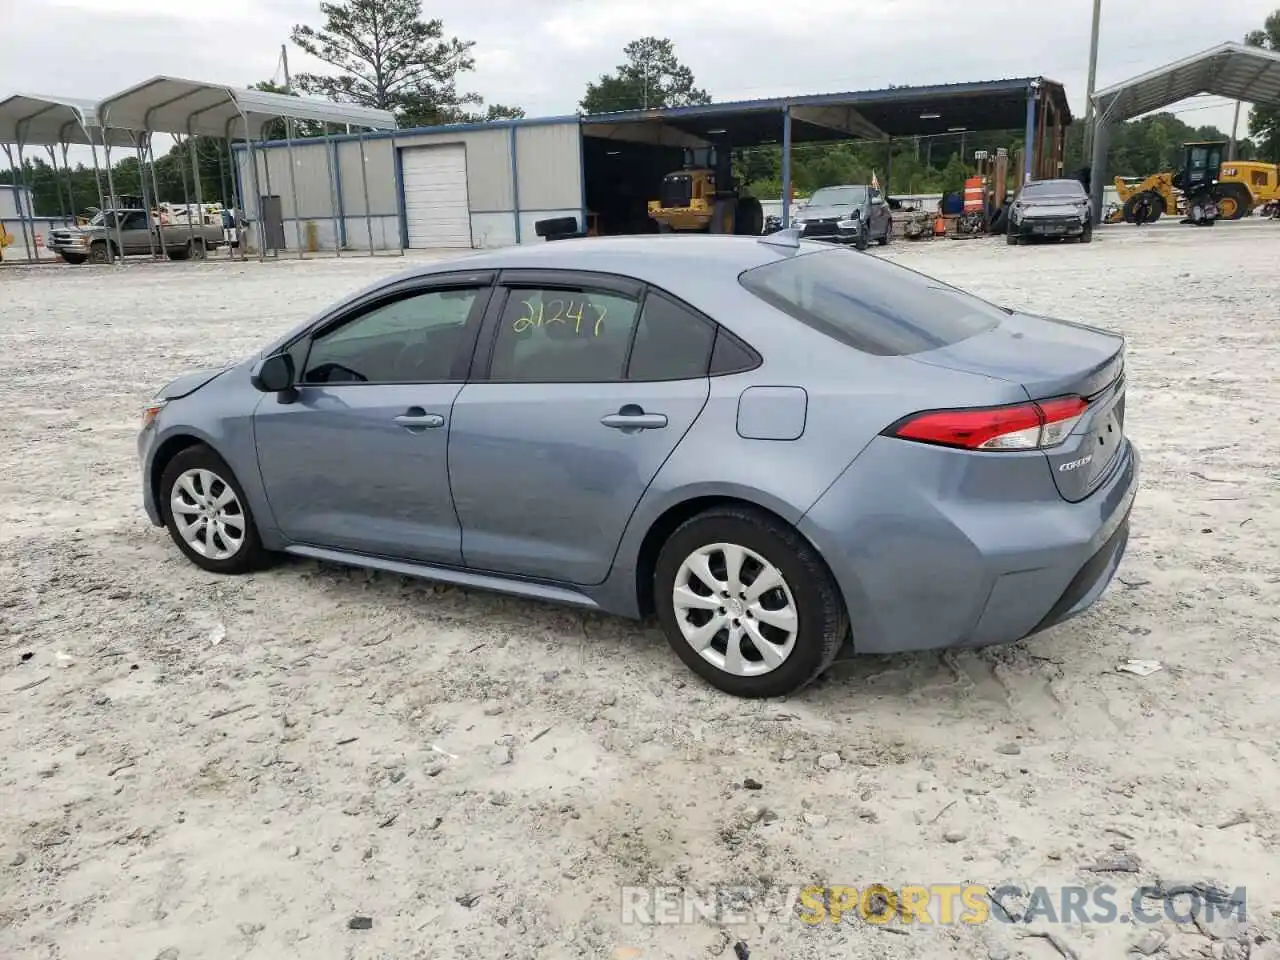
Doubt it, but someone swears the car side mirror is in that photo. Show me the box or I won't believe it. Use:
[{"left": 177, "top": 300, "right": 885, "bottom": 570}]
[{"left": 250, "top": 352, "right": 297, "bottom": 399}]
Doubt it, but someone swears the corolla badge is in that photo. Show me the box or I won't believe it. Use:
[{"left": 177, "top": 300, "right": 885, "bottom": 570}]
[{"left": 1059, "top": 455, "right": 1094, "bottom": 472}]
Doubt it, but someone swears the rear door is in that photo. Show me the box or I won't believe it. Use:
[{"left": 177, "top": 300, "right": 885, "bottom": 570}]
[{"left": 447, "top": 271, "right": 715, "bottom": 584}]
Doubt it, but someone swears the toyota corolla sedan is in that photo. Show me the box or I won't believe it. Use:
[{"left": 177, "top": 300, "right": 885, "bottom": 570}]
[{"left": 139, "top": 233, "right": 1138, "bottom": 698}]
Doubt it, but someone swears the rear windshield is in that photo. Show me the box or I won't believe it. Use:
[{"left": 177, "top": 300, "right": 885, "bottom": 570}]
[{"left": 739, "top": 248, "right": 1006, "bottom": 356}]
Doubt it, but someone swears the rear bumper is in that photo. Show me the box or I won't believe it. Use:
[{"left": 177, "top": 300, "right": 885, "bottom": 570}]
[{"left": 798, "top": 435, "right": 1139, "bottom": 655}]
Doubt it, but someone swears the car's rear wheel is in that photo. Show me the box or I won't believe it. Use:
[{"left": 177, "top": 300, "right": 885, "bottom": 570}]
[
  {"left": 654, "top": 506, "right": 847, "bottom": 697},
  {"left": 159, "top": 445, "right": 265, "bottom": 574}
]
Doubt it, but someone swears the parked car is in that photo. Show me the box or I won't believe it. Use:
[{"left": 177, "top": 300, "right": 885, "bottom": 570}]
[
  {"left": 139, "top": 235, "right": 1138, "bottom": 698},
  {"left": 48, "top": 208, "right": 226, "bottom": 264},
  {"left": 1006, "top": 179, "right": 1094, "bottom": 244},
  {"left": 793, "top": 185, "right": 893, "bottom": 249}
]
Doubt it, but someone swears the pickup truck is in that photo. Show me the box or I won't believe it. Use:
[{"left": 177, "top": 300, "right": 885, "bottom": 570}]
[{"left": 48, "top": 209, "right": 227, "bottom": 264}]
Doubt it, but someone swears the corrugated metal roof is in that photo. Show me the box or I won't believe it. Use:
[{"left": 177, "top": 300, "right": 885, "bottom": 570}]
[
  {"left": 97, "top": 76, "right": 397, "bottom": 138},
  {"left": 0, "top": 93, "right": 136, "bottom": 147},
  {"left": 585, "top": 77, "right": 1072, "bottom": 127},
  {"left": 1093, "top": 42, "right": 1280, "bottom": 122}
]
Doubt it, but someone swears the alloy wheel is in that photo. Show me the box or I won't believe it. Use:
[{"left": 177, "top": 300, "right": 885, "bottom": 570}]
[
  {"left": 672, "top": 542, "right": 799, "bottom": 677},
  {"left": 170, "top": 468, "right": 245, "bottom": 561}
]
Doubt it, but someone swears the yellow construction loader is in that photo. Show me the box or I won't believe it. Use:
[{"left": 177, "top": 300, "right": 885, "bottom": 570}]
[
  {"left": 1115, "top": 141, "right": 1280, "bottom": 223},
  {"left": 648, "top": 146, "right": 764, "bottom": 235}
]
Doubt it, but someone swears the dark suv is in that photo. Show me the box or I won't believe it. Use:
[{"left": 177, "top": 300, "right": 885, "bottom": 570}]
[{"left": 792, "top": 185, "right": 892, "bottom": 249}]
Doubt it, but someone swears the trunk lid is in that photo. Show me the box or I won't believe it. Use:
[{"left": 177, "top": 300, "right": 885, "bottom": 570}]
[{"left": 909, "top": 312, "right": 1127, "bottom": 502}]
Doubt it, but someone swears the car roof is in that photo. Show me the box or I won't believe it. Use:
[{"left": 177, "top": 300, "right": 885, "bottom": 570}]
[{"left": 404, "top": 234, "right": 808, "bottom": 287}]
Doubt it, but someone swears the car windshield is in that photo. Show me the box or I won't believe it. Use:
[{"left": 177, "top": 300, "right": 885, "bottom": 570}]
[
  {"left": 807, "top": 186, "right": 867, "bottom": 207},
  {"left": 740, "top": 247, "right": 1007, "bottom": 357},
  {"left": 1020, "top": 181, "right": 1084, "bottom": 201}
]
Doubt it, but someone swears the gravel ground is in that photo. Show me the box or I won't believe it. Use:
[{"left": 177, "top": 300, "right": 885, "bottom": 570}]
[{"left": 1, "top": 224, "right": 1278, "bottom": 960}]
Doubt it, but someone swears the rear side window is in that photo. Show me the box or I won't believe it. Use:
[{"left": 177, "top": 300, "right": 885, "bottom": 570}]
[
  {"left": 627, "top": 292, "right": 716, "bottom": 381},
  {"left": 739, "top": 248, "right": 1005, "bottom": 356}
]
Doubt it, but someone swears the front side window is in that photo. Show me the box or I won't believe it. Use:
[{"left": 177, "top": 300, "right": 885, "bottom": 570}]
[
  {"left": 489, "top": 287, "right": 641, "bottom": 382},
  {"left": 303, "top": 287, "right": 481, "bottom": 384},
  {"left": 121, "top": 212, "right": 149, "bottom": 229}
]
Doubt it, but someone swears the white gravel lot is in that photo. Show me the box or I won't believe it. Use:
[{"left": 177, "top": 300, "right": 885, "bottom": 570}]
[{"left": 1, "top": 223, "right": 1278, "bottom": 960}]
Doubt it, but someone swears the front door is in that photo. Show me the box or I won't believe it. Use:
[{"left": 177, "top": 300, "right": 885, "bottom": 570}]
[
  {"left": 253, "top": 280, "right": 491, "bottom": 564},
  {"left": 448, "top": 274, "right": 716, "bottom": 584},
  {"left": 117, "top": 211, "right": 153, "bottom": 255}
]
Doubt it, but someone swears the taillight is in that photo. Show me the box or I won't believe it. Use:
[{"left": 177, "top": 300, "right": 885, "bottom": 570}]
[{"left": 886, "top": 396, "right": 1088, "bottom": 451}]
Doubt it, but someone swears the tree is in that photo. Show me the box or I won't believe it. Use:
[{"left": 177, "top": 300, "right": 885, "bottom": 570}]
[
  {"left": 1245, "top": 10, "right": 1280, "bottom": 160},
  {"left": 289, "top": 0, "right": 519, "bottom": 127},
  {"left": 580, "top": 37, "right": 711, "bottom": 114}
]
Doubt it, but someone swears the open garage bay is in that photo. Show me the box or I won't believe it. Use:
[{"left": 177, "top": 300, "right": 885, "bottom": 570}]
[{"left": 1, "top": 224, "right": 1278, "bottom": 959}]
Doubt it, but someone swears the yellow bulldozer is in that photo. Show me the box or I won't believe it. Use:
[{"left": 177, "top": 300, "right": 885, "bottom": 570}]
[
  {"left": 1114, "top": 141, "right": 1280, "bottom": 223},
  {"left": 648, "top": 146, "right": 763, "bottom": 235}
]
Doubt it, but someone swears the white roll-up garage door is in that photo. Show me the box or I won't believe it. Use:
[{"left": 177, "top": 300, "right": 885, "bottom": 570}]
[{"left": 400, "top": 144, "right": 472, "bottom": 248}]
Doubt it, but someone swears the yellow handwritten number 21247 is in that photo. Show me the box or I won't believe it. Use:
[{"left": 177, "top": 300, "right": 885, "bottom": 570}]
[{"left": 513, "top": 298, "right": 607, "bottom": 337}]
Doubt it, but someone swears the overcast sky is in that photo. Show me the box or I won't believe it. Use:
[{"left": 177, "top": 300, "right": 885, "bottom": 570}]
[{"left": 4, "top": 0, "right": 1277, "bottom": 154}]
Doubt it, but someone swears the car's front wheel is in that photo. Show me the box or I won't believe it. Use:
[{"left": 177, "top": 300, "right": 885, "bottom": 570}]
[
  {"left": 159, "top": 444, "right": 265, "bottom": 574},
  {"left": 654, "top": 506, "right": 847, "bottom": 697}
]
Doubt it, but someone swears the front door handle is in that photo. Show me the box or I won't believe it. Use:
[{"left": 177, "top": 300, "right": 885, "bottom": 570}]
[
  {"left": 394, "top": 409, "right": 445, "bottom": 430},
  {"left": 600, "top": 409, "right": 668, "bottom": 431}
]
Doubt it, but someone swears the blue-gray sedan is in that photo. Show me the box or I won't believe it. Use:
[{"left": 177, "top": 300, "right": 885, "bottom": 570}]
[{"left": 138, "top": 234, "right": 1138, "bottom": 698}]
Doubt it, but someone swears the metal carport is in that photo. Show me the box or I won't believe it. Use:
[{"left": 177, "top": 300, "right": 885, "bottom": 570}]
[
  {"left": 0, "top": 93, "right": 134, "bottom": 262},
  {"left": 96, "top": 76, "right": 399, "bottom": 260},
  {"left": 582, "top": 78, "right": 1072, "bottom": 228},
  {"left": 1089, "top": 42, "right": 1280, "bottom": 218}
]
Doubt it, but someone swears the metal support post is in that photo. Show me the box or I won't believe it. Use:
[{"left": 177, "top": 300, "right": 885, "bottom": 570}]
[
  {"left": 324, "top": 133, "right": 341, "bottom": 257},
  {"left": 780, "top": 105, "right": 792, "bottom": 229},
  {"left": 1023, "top": 89, "right": 1038, "bottom": 185},
  {"left": 357, "top": 129, "right": 374, "bottom": 255},
  {"left": 135, "top": 138, "right": 156, "bottom": 258},
  {"left": 284, "top": 121, "right": 305, "bottom": 259},
  {"left": 3, "top": 144, "right": 32, "bottom": 260},
  {"left": 146, "top": 135, "right": 169, "bottom": 259},
  {"left": 15, "top": 139, "right": 39, "bottom": 261},
  {"left": 188, "top": 128, "right": 208, "bottom": 259}
]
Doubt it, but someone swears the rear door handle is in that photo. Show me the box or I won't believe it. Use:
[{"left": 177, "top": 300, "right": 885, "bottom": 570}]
[{"left": 600, "top": 412, "right": 667, "bottom": 431}]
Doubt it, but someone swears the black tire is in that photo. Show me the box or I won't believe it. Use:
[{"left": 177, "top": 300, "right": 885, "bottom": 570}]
[
  {"left": 1215, "top": 183, "right": 1252, "bottom": 220},
  {"left": 190, "top": 238, "right": 207, "bottom": 260},
  {"left": 88, "top": 241, "right": 112, "bottom": 264},
  {"left": 876, "top": 220, "right": 891, "bottom": 245},
  {"left": 167, "top": 241, "right": 192, "bottom": 262},
  {"left": 60, "top": 253, "right": 87, "bottom": 265},
  {"left": 653, "top": 506, "right": 848, "bottom": 698},
  {"left": 1006, "top": 230, "right": 1018, "bottom": 245},
  {"left": 733, "top": 196, "right": 764, "bottom": 236},
  {"left": 1080, "top": 219, "right": 1094, "bottom": 243},
  {"left": 657, "top": 222, "right": 674, "bottom": 234},
  {"left": 854, "top": 225, "right": 869, "bottom": 251},
  {"left": 159, "top": 444, "right": 266, "bottom": 575},
  {"left": 1123, "top": 191, "right": 1163, "bottom": 225}
]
